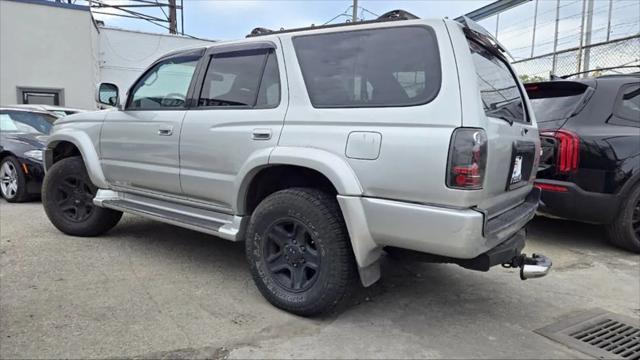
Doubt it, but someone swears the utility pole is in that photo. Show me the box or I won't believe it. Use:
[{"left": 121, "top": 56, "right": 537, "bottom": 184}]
[
  {"left": 352, "top": 0, "right": 358, "bottom": 22},
  {"left": 168, "top": 0, "right": 177, "bottom": 34},
  {"left": 530, "top": 0, "right": 539, "bottom": 58},
  {"left": 551, "top": 0, "right": 560, "bottom": 75},
  {"left": 583, "top": 0, "right": 595, "bottom": 76},
  {"left": 576, "top": 0, "right": 587, "bottom": 77},
  {"left": 180, "top": 0, "right": 184, "bottom": 35}
]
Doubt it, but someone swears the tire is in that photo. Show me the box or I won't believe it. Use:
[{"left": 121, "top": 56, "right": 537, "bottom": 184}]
[
  {"left": 0, "top": 156, "right": 30, "bottom": 203},
  {"left": 245, "top": 188, "right": 358, "bottom": 316},
  {"left": 606, "top": 183, "right": 640, "bottom": 253},
  {"left": 42, "top": 156, "right": 122, "bottom": 237}
]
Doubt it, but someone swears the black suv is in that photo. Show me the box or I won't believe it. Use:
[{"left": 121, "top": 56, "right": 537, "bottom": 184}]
[{"left": 526, "top": 74, "right": 640, "bottom": 253}]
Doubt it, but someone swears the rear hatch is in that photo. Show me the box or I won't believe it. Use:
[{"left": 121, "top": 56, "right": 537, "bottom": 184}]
[
  {"left": 458, "top": 27, "right": 540, "bottom": 218},
  {"left": 525, "top": 81, "right": 594, "bottom": 178}
]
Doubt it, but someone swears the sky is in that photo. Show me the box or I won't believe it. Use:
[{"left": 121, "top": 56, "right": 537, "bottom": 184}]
[
  {"left": 86, "top": 0, "right": 639, "bottom": 74},
  {"left": 87, "top": 0, "right": 493, "bottom": 40}
]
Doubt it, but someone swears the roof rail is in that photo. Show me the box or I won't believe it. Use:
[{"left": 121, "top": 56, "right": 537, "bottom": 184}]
[{"left": 246, "top": 9, "right": 420, "bottom": 38}]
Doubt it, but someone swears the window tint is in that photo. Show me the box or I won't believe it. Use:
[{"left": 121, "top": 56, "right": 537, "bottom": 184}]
[
  {"left": 0, "top": 111, "right": 57, "bottom": 135},
  {"left": 293, "top": 26, "right": 441, "bottom": 108},
  {"left": 128, "top": 55, "right": 199, "bottom": 110},
  {"left": 615, "top": 83, "right": 640, "bottom": 122},
  {"left": 199, "top": 50, "right": 280, "bottom": 108},
  {"left": 468, "top": 40, "right": 526, "bottom": 123}
]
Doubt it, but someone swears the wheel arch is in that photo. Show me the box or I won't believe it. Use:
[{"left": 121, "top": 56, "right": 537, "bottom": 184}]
[
  {"left": 46, "top": 132, "right": 108, "bottom": 188},
  {"left": 235, "top": 147, "right": 363, "bottom": 216}
]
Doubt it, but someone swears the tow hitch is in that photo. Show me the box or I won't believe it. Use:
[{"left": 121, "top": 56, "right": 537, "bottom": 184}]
[{"left": 502, "top": 253, "right": 552, "bottom": 280}]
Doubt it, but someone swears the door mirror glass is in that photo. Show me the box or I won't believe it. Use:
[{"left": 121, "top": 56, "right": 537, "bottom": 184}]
[{"left": 97, "top": 83, "right": 119, "bottom": 107}]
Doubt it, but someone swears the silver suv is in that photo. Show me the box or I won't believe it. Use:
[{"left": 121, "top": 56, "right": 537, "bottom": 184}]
[{"left": 42, "top": 12, "right": 551, "bottom": 316}]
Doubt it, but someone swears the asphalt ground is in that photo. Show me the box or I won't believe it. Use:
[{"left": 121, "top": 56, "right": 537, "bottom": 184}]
[{"left": 1, "top": 199, "right": 639, "bottom": 359}]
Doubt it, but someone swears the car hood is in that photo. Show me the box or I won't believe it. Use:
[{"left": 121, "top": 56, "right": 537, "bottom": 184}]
[{"left": 1, "top": 132, "right": 48, "bottom": 150}]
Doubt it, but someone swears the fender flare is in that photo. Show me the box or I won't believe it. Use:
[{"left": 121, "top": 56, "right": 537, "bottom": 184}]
[
  {"left": 46, "top": 130, "right": 109, "bottom": 189},
  {"left": 234, "top": 146, "right": 364, "bottom": 214}
]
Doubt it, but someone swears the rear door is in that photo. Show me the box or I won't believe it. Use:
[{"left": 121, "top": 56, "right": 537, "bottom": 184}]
[
  {"left": 179, "top": 42, "right": 287, "bottom": 210},
  {"left": 100, "top": 50, "right": 202, "bottom": 195}
]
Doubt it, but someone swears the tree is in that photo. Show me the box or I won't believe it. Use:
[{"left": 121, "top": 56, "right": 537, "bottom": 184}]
[{"left": 518, "top": 74, "right": 546, "bottom": 83}]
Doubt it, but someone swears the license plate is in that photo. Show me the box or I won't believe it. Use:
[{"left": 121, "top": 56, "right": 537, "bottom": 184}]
[{"left": 511, "top": 156, "right": 523, "bottom": 184}]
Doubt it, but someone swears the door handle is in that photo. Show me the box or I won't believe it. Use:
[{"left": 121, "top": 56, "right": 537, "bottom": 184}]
[
  {"left": 158, "top": 126, "right": 173, "bottom": 136},
  {"left": 252, "top": 129, "right": 272, "bottom": 140}
]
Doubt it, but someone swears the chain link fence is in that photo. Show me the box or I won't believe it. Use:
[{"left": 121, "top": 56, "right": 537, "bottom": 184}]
[{"left": 512, "top": 34, "right": 640, "bottom": 81}]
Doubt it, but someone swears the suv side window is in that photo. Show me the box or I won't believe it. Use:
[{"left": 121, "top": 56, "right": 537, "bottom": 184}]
[
  {"left": 127, "top": 55, "right": 200, "bottom": 110},
  {"left": 614, "top": 83, "right": 640, "bottom": 124},
  {"left": 198, "top": 49, "right": 280, "bottom": 108},
  {"left": 468, "top": 40, "right": 527, "bottom": 124},
  {"left": 293, "top": 26, "right": 441, "bottom": 108}
]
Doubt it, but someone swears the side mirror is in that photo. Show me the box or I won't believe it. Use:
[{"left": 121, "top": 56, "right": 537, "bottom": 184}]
[{"left": 96, "top": 83, "right": 120, "bottom": 108}]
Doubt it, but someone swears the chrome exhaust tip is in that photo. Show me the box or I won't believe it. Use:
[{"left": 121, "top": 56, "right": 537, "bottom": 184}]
[{"left": 520, "top": 253, "right": 552, "bottom": 280}]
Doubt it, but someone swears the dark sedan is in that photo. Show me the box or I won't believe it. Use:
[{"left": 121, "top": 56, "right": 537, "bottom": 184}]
[
  {"left": 0, "top": 108, "right": 58, "bottom": 202},
  {"left": 526, "top": 74, "right": 640, "bottom": 253}
]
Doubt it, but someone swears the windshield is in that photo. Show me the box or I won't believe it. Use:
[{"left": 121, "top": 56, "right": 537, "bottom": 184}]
[{"left": 0, "top": 111, "right": 57, "bottom": 135}]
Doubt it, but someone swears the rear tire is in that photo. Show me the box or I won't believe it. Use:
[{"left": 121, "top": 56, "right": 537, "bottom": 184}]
[
  {"left": 245, "top": 188, "right": 358, "bottom": 316},
  {"left": 43, "top": 156, "right": 122, "bottom": 237},
  {"left": 606, "top": 184, "right": 640, "bottom": 253},
  {"left": 0, "top": 156, "right": 30, "bottom": 203}
]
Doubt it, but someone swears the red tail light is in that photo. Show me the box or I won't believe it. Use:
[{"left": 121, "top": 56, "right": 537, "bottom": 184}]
[
  {"left": 541, "top": 129, "right": 579, "bottom": 173},
  {"left": 534, "top": 183, "right": 569, "bottom": 192},
  {"left": 447, "top": 128, "right": 487, "bottom": 190}
]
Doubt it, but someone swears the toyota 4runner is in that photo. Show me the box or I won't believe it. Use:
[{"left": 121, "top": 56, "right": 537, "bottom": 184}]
[{"left": 42, "top": 11, "right": 551, "bottom": 316}]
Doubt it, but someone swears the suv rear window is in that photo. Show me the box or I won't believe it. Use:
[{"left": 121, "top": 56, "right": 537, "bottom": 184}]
[
  {"left": 468, "top": 40, "right": 527, "bottom": 124},
  {"left": 525, "top": 81, "right": 589, "bottom": 123},
  {"left": 293, "top": 26, "right": 441, "bottom": 108}
]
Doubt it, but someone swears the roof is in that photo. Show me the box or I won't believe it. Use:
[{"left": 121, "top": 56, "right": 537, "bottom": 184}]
[{"left": 6, "top": 0, "right": 89, "bottom": 12}]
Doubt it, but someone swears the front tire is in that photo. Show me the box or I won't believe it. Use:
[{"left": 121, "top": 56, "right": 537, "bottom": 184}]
[
  {"left": 606, "top": 183, "right": 640, "bottom": 253},
  {"left": 42, "top": 156, "right": 122, "bottom": 237},
  {"left": 246, "top": 188, "right": 358, "bottom": 316},
  {"left": 0, "top": 156, "right": 29, "bottom": 203}
]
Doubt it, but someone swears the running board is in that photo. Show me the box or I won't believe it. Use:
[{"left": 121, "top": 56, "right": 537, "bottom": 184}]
[{"left": 94, "top": 190, "right": 244, "bottom": 241}]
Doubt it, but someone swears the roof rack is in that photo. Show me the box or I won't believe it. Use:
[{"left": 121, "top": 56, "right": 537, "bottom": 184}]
[{"left": 246, "top": 9, "right": 420, "bottom": 38}]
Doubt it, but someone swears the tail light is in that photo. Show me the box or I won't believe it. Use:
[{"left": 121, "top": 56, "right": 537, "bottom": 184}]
[
  {"left": 540, "top": 129, "right": 579, "bottom": 173},
  {"left": 447, "top": 128, "right": 487, "bottom": 190}
]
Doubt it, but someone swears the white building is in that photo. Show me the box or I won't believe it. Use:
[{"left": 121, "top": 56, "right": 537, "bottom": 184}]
[{"left": 0, "top": 0, "right": 213, "bottom": 110}]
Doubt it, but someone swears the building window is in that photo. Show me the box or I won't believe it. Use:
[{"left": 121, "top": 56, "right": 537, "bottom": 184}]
[{"left": 17, "top": 87, "right": 64, "bottom": 106}]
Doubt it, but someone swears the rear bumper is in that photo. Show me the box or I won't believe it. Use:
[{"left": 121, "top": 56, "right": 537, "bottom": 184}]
[
  {"left": 338, "top": 188, "right": 540, "bottom": 266},
  {"left": 535, "top": 179, "right": 619, "bottom": 224}
]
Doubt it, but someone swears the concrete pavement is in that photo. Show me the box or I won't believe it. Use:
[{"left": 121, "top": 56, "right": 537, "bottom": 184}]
[{"left": 1, "top": 199, "right": 638, "bottom": 359}]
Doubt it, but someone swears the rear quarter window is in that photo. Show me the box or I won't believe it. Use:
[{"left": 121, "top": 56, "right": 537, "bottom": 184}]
[
  {"left": 292, "top": 26, "right": 441, "bottom": 108},
  {"left": 614, "top": 83, "right": 640, "bottom": 123}
]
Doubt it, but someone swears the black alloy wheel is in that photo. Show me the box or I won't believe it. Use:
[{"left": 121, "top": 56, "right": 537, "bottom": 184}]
[
  {"left": 263, "top": 219, "right": 320, "bottom": 292},
  {"left": 54, "top": 175, "right": 97, "bottom": 222}
]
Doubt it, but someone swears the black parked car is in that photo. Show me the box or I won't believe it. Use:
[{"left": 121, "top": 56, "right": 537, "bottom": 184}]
[
  {"left": 525, "top": 74, "right": 640, "bottom": 252},
  {"left": 0, "top": 108, "right": 58, "bottom": 202}
]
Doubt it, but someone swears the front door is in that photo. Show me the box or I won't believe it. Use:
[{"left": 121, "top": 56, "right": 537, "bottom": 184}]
[
  {"left": 179, "top": 43, "right": 287, "bottom": 210},
  {"left": 100, "top": 51, "right": 202, "bottom": 195}
]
